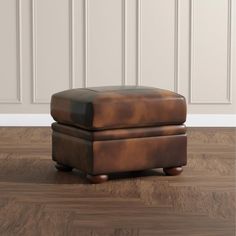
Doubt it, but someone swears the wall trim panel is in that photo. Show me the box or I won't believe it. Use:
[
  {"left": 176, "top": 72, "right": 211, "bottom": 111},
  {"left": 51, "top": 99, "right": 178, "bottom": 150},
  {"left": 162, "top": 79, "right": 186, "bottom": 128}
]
[
  {"left": 122, "top": 0, "right": 127, "bottom": 85},
  {"left": 0, "top": 0, "right": 235, "bottom": 114},
  {"left": 137, "top": 0, "right": 179, "bottom": 92},
  {"left": 32, "top": 0, "right": 74, "bottom": 104},
  {"left": 84, "top": 0, "right": 88, "bottom": 87},
  {"left": 84, "top": 0, "right": 127, "bottom": 87},
  {"left": 70, "top": 0, "right": 75, "bottom": 89},
  {"left": 189, "top": 0, "right": 232, "bottom": 104},
  {"left": 0, "top": 0, "right": 22, "bottom": 104},
  {"left": 136, "top": 0, "right": 141, "bottom": 86}
]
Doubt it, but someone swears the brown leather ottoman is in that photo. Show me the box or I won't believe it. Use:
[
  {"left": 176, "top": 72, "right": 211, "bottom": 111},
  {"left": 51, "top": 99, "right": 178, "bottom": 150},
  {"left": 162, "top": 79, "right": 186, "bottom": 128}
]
[{"left": 50, "top": 86, "right": 187, "bottom": 183}]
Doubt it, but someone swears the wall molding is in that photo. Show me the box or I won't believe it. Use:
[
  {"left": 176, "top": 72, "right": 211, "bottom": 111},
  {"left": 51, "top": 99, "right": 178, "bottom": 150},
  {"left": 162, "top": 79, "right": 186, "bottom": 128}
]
[
  {"left": 136, "top": 0, "right": 179, "bottom": 92},
  {"left": 0, "top": 0, "right": 22, "bottom": 104},
  {"left": 174, "top": 0, "right": 179, "bottom": 93},
  {"left": 0, "top": 114, "right": 235, "bottom": 127},
  {"left": 84, "top": 0, "right": 127, "bottom": 87},
  {"left": 32, "top": 0, "right": 74, "bottom": 104},
  {"left": 70, "top": 0, "right": 75, "bottom": 89},
  {"left": 122, "top": 0, "right": 127, "bottom": 85},
  {"left": 84, "top": 0, "right": 88, "bottom": 87},
  {"left": 136, "top": 0, "right": 141, "bottom": 86},
  {"left": 189, "top": 0, "right": 232, "bottom": 104}
]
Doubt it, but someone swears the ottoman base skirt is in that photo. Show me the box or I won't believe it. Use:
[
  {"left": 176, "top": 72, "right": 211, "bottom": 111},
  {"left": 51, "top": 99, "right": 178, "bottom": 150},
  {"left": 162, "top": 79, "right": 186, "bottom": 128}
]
[{"left": 52, "top": 123, "right": 187, "bottom": 183}]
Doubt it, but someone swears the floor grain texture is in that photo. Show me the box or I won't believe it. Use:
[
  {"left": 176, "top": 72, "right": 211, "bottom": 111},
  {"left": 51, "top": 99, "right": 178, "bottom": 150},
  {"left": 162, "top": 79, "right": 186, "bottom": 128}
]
[{"left": 0, "top": 127, "right": 235, "bottom": 236}]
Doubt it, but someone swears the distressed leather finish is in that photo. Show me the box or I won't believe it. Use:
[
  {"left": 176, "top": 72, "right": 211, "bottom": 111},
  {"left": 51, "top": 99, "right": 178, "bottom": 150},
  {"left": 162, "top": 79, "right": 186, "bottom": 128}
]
[
  {"left": 51, "top": 86, "right": 186, "bottom": 130},
  {"left": 51, "top": 86, "right": 187, "bottom": 179},
  {"left": 93, "top": 134, "right": 187, "bottom": 174},
  {"left": 52, "top": 122, "right": 186, "bottom": 141},
  {"left": 52, "top": 131, "right": 93, "bottom": 173},
  {"left": 52, "top": 129, "right": 187, "bottom": 175}
]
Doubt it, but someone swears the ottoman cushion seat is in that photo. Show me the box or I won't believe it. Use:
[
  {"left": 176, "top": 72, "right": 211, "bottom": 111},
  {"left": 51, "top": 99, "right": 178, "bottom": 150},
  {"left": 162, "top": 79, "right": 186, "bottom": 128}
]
[{"left": 51, "top": 86, "right": 186, "bottom": 130}]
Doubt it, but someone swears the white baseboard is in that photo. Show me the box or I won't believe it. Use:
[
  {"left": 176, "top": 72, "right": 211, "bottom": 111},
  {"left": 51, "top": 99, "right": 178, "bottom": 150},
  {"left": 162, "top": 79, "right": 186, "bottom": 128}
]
[
  {"left": 0, "top": 114, "right": 54, "bottom": 127},
  {"left": 0, "top": 114, "right": 235, "bottom": 127},
  {"left": 186, "top": 114, "right": 236, "bottom": 127}
]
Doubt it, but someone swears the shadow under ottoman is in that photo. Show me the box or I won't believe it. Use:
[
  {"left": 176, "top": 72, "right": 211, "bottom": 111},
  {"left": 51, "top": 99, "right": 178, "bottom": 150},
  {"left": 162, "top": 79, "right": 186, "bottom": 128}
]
[{"left": 51, "top": 86, "right": 187, "bottom": 183}]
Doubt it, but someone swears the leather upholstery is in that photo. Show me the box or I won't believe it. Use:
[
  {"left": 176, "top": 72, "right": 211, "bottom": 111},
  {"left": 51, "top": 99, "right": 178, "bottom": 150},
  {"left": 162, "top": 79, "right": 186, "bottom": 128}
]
[
  {"left": 51, "top": 86, "right": 187, "bottom": 177},
  {"left": 52, "top": 122, "right": 186, "bottom": 141},
  {"left": 52, "top": 129, "right": 187, "bottom": 175},
  {"left": 51, "top": 86, "right": 186, "bottom": 130}
]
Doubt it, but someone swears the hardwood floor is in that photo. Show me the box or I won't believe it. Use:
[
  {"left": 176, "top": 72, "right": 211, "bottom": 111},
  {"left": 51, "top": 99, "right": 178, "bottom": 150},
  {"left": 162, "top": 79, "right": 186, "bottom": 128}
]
[{"left": 0, "top": 127, "right": 235, "bottom": 236}]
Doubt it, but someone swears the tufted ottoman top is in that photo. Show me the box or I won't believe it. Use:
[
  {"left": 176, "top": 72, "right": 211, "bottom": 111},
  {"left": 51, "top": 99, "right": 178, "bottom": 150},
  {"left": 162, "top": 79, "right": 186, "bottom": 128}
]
[{"left": 51, "top": 86, "right": 186, "bottom": 130}]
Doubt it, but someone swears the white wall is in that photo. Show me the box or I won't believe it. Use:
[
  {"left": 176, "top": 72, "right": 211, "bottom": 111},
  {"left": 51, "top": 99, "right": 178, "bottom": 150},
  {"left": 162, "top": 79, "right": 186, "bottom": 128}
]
[{"left": 0, "top": 0, "right": 235, "bottom": 125}]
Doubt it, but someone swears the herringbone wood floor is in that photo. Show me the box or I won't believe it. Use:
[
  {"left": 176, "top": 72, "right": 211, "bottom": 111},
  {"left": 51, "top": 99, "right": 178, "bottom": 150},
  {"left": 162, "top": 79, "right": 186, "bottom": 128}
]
[{"left": 0, "top": 127, "right": 235, "bottom": 236}]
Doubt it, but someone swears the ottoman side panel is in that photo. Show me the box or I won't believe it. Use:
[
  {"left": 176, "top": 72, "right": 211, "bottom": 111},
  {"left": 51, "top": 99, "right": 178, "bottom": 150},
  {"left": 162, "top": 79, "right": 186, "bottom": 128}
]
[
  {"left": 52, "top": 131, "right": 93, "bottom": 173},
  {"left": 93, "top": 134, "right": 187, "bottom": 174}
]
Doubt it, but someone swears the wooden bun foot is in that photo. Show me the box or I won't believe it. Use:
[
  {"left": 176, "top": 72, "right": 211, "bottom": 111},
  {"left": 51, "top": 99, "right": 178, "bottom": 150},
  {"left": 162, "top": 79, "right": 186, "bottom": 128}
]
[
  {"left": 86, "top": 174, "right": 108, "bottom": 184},
  {"left": 55, "top": 163, "right": 73, "bottom": 172},
  {"left": 163, "top": 167, "right": 183, "bottom": 176}
]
